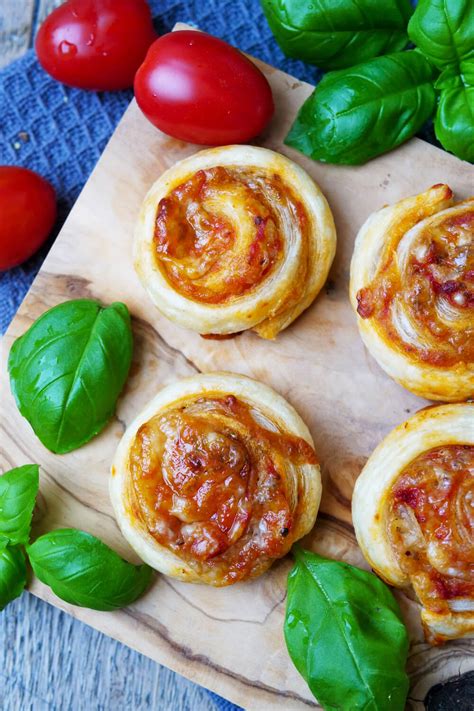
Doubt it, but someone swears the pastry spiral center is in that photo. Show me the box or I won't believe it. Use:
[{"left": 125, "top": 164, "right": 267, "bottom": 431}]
[
  {"left": 386, "top": 445, "right": 474, "bottom": 618},
  {"left": 357, "top": 205, "right": 474, "bottom": 366},
  {"left": 153, "top": 166, "right": 306, "bottom": 304},
  {"left": 128, "top": 394, "right": 316, "bottom": 582}
]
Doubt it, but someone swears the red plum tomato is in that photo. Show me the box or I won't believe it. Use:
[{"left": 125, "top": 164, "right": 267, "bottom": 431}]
[
  {"left": 35, "top": 0, "right": 157, "bottom": 90},
  {"left": 134, "top": 31, "right": 275, "bottom": 144},
  {"left": 0, "top": 167, "right": 57, "bottom": 270}
]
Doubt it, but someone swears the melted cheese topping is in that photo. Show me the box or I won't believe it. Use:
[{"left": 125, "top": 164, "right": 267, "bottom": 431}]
[
  {"left": 357, "top": 202, "right": 474, "bottom": 368},
  {"left": 128, "top": 393, "right": 317, "bottom": 585},
  {"left": 386, "top": 445, "right": 474, "bottom": 635},
  {"left": 153, "top": 166, "right": 307, "bottom": 305}
]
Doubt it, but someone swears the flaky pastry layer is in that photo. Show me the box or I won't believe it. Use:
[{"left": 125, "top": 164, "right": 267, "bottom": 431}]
[
  {"left": 350, "top": 185, "right": 473, "bottom": 400},
  {"left": 353, "top": 404, "right": 474, "bottom": 643}
]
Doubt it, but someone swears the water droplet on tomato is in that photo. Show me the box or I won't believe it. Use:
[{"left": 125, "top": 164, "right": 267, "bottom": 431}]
[{"left": 59, "top": 40, "right": 77, "bottom": 57}]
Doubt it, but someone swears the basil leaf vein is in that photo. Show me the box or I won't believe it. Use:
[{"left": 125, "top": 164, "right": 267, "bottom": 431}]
[
  {"left": 0, "top": 464, "right": 39, "bottom": 545},
  {"left": 27, "top": 529, "right": 153, "bottom": 611},
  {"left": 284, "top": 548, "right": 409, "bottom": 711},
  {"left": 434, "top": 66, "right": 474, "bottom": 163},
  {"left": 8, "top": 299, "right": 133, "bottom": 454},
  {"left": 285, "top": 50, "right": 437, "bottom": 165},
  {"left": 261, "top": 0, "right": 413, "bottom": 70},
  {"left": 408, "top": 0, "right": 474, "bottom": 71}
]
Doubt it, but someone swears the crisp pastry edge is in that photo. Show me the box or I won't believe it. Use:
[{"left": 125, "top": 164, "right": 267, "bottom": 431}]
[{"left": 352, "top": 403, "right": 474, "bottom": 588}]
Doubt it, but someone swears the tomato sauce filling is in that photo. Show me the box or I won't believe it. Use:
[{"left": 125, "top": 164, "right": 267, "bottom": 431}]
[
  {"left": 386, "top": 445, "right": 474, "bottom": 617},
  {"left": 153, "top": 166, "right": 307, "bottom": 304},
  {"left": 356, "top": 205, "right": 474, "bottom": 367},
  {"left": 128, "top": 394, "right": 317, "bottom": 584}
]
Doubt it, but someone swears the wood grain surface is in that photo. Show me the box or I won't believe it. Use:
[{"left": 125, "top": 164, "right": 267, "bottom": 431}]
[
  {"left": 0, "top": 1, "right": 35, "bottom": 68},
  {"left": 0, "top": 592, "right": 226, "bottom": 711},
  {"left": 1, "top": 27, "right": 473, "bottom": 710},
  {"left": 0, "top": 0, "right": 64, "bottom": 69}
]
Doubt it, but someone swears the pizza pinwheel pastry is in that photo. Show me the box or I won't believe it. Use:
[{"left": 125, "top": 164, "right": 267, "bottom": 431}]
[
  {"left": 350, "top": 185, "right": 473, "bottom": 401},
  {"left": 110, "top": 372, "right": 321, "bottom": 586},
  {"left": 353, "top": 403, "right": 474, "bottom": 643},
  {"left": 135, "top": 145, "right": 336, "bottom": 339}
]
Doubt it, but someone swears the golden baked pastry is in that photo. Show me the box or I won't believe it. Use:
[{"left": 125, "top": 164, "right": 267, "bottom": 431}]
[
  {"left": 110, "top": 372, "right": 321, "bottom": 586},
  {"left": 353, "top": 403, "right": 474, "bottom": 643},
  {"left": 350, "top": 185, "right": 474, "bottom": 401},
  {"left": 134, "top": 145, "right": 336, "bottom": 339}
]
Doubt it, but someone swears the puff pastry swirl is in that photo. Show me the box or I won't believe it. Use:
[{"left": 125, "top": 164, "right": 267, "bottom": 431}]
[
  {"left": 110, "top": 372, "right": 321, "bottom": 586},
  {"left": 353, "top": 404, "right": 474, "bottom": 643},
  {"left": 350, "top": 185, "right": 474, "bottom": 401},
  {"left": 135, "top": 145, "right": 336, "bottom": 339}
]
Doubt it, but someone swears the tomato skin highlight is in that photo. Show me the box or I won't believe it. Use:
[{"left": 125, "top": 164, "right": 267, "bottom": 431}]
[
  {"left": 0, "top": 167, "right": 57, "bottom": 271},
  {"left": 134, "top": 31, "right": 275, "bottom": 145},
  {"left": 35, "top": 0, "right": 157, "bottom": 91}
]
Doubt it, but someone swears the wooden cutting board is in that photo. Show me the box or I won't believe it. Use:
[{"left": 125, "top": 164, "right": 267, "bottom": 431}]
[{"left": 1, "top": 23, "right": 473, "bottom": 711}]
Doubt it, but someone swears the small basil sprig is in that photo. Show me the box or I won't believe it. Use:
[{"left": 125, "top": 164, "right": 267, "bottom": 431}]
[
  {"left": 0, "top": 464, "right": 39, "bottom": 545},
  {"left": 285, "top": 548, "right": 409, "bottom": 711},
  {"left": 0, "top": 544, "right": 27, "bottom": 611},
  {"left": 260, "top": 0, "right": 413, "bottom": 70},
  {"left": 9, "top": 299, "right": 133, "bottom": 454},
  {"left": 27, "top": 529, "right": 152, "bottom": 611},
  {"left": 285, "top": 50, "right": 437, "bottom": 165},
  {"left": 408, "top": 0, "right": 474, "bottom": 163},
  {"left": 0, "top": 465, "right": 152, "bottom": 613}
]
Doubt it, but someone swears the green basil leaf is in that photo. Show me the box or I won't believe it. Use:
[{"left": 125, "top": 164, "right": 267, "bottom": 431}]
[
  {"left": 285, "top": 51, "right": 437, "bottom": 165},
  {"left": 408, "top": 0, "right": 474, "bottom": 71},
  {"left": 27, "top": 529, "right": 152, "bottom": 611},
  {"left": 435, "top": 61, "right": 474, "bottom": 91},
  {"left": 261, "top": 0, "right": 413, "bottom": 70},
  {"left": 0, "top": 464, "right": 39, "bottom": 546},
  {"left": 434, "top": 69, "right": 474, "bottom": 163},
  {"left": 408, "top": 1, "right": 473, "bottom": 164},
  {"left": 285, "top": 548, "right": 409, "bottom": 711},
  {"left": 0, "top": 543, "right": 27, "bottom": 611},
  {"left": 8, "top": 299, "right": 133, "bottom": 454}
]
